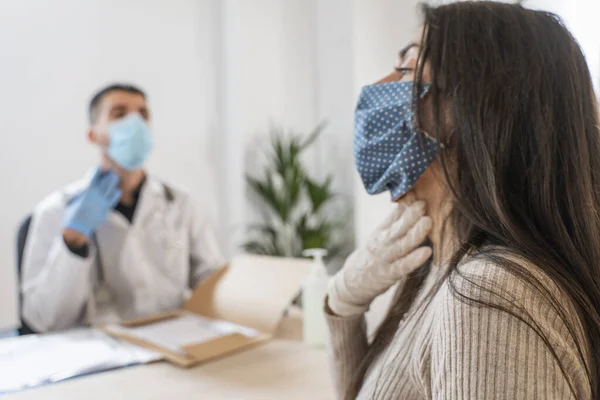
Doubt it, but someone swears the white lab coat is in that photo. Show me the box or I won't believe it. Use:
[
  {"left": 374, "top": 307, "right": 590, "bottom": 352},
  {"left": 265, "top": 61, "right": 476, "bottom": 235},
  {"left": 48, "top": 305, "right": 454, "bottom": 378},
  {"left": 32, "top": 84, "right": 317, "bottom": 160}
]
[{"left": 21, "top": 173, "right": 225, "bottom": 332}]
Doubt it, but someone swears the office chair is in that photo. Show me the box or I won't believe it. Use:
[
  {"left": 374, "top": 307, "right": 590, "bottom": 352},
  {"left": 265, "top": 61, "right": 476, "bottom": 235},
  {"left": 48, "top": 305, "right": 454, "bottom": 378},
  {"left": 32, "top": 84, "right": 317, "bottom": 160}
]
[{"left": 16, "top": 214, "right": 36, "bottom": 335}]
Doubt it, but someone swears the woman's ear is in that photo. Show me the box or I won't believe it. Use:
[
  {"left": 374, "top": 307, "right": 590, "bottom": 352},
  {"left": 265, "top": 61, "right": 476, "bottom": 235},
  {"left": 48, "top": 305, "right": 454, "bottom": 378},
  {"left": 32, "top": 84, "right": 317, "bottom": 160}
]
[
  {"left": 87, "top": 129, "right": 96, "bottom": 143},
  {"left": 440, "top": 97, "right": 456, "bottom": 146},
  {"left": 418, "top": 91, "right": 455, "bottom": 146},
  {"left": 417, "top": 90, "right": 435, "bottom": 137}
]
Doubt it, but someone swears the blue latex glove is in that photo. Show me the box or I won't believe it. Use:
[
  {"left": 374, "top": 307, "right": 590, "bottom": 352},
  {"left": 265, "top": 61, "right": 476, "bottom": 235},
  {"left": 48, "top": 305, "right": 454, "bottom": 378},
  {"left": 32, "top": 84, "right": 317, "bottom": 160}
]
[{"left": 64, "top": 168, "right": 122, "bottom": 238}]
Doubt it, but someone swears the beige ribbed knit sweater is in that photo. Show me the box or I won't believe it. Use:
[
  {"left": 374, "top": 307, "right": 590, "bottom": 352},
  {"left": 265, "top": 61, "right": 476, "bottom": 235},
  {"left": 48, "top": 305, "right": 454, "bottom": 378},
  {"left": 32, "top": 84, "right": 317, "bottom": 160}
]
[{"left": 326, "top": 256, "right": 591, "bottom": 399}]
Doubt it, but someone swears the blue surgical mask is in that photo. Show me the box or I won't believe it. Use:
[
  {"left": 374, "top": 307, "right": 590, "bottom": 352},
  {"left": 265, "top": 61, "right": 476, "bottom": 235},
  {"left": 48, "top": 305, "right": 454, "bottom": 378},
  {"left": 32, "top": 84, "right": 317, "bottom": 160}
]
[
  {"left": 354, "top": 81, "right": 440, "bottom": 200},
  {"left": 106, "top": 113, "right": 153, "bottom": 171}
]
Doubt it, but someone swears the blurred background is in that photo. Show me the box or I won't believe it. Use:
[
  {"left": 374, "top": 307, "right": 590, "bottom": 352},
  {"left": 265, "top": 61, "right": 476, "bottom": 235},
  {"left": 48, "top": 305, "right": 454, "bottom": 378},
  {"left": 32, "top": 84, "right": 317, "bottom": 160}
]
[{"left": 0, "top": 0, "right": 598, "bottom": 332}]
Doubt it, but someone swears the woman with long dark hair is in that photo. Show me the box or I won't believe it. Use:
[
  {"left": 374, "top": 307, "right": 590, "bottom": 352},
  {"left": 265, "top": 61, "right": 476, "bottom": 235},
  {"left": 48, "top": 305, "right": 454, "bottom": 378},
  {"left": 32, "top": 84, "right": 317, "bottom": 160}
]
[{"left": 326, "top": 2, "right": 599, "bottom": 399}]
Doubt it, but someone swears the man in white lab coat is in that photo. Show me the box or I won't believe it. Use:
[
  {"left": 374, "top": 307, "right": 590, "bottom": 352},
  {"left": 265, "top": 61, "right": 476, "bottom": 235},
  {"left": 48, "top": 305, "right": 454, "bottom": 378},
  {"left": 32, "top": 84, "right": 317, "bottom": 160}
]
[{"left": 21, "top": 84, "right": 225, "bottom": 332}]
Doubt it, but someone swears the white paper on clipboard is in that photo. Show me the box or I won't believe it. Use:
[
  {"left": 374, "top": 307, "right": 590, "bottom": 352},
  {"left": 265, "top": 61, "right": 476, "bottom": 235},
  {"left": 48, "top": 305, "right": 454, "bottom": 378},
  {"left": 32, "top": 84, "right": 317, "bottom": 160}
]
[{"left": 107, "top": 312, "right": 259, "bottom": 355}]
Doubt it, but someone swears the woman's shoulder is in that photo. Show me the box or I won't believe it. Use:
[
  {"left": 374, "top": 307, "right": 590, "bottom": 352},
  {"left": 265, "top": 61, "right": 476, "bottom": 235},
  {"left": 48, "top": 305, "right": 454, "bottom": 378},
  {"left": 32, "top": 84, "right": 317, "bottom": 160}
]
[
  {"left": 450, "top": 251, "right": 571, "bottom": 306},
  {"left": 428, "top": 252, "right": 591, "bottom": 399},
  {"left": 432, "top": 250, "right": 590, "bottom": 348},
  {"left": 432, "top": 251, "right": 590, "bottom": 394},
  {"left": 438, "top": 251, "right": 578, "bottom": 323}
]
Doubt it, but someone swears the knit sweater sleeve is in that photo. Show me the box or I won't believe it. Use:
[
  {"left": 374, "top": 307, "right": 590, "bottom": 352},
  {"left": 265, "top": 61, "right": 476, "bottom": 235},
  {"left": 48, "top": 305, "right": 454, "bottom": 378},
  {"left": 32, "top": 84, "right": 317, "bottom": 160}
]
[
  {"left": 430, "top": 259, "right": 591, "bottom": 400},
  {"left": 326, "top": 310, "right": 368, "bottom": 399}
]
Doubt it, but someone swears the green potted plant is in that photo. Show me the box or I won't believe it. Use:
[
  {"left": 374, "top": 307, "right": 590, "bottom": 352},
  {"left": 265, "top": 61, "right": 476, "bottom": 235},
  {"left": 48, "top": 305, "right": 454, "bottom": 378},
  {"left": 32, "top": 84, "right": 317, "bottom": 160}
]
[{"left": 243, "top": 123, "right": 350, "bottom": 269}]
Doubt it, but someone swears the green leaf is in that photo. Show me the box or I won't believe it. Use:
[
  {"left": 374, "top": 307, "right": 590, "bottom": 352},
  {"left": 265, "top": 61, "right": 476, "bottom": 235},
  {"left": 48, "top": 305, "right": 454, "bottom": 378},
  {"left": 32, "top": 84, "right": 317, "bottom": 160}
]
[
  {"left": 301, "top": 232, "right": 329, "bottom": 250},
  {"left": 305, "top": 176, "right": 335, "bottom": 213},
  {"left": 300, "top": 121, "right": 327, "bottom": 151},
  {"left": 272, "top": 134, "right": 288, "bottom": 178},
  {"left": 246, "top": 174, "right": 266, "bottom": 198},
  {"left": 246, "top": 173, "right": 288, "bottom": 222},
  {"left": 283, "top": 163, "right": 304, "bottom": 214},
  {"left": 296, "top": 216, "right": 334, "bottom": 251},
  {"left": 288, "top": 135, "right": 302, "bottom": 165},
  {"left": 242, "top": 240, "right": 274, "bottom": 255},
  {"left": 243, "top": 224, "right": 286, "bottom": 256},
  {"left": 296, "top": 214, "right": 308, "bottom": 230},
  {"left": 246, "top": 174, "right": 275, "bottom": 207},
  {"left": 246, "top": 224, "right": 278, "bottom": 239}
]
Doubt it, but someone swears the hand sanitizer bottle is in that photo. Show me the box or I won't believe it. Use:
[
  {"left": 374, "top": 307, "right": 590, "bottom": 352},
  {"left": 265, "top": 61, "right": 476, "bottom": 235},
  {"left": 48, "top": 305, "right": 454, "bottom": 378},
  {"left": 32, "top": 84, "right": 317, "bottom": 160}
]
[{"left": 302, "top": 248, "right": 329, "bottom": 347}]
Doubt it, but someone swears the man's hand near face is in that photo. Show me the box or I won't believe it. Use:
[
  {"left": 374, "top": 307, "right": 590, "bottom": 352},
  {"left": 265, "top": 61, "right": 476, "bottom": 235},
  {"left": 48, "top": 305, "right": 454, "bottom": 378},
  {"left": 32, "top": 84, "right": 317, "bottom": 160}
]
[{"left": 62, "top": 168, "right": 122, "bottom": 252}]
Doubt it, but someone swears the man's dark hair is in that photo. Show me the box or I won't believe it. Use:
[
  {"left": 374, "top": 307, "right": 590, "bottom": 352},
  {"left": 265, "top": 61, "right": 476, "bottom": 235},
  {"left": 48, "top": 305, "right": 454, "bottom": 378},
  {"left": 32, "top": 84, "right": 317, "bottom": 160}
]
[{"left": 88, "top": 83, "right": 146, "bottom": 123}]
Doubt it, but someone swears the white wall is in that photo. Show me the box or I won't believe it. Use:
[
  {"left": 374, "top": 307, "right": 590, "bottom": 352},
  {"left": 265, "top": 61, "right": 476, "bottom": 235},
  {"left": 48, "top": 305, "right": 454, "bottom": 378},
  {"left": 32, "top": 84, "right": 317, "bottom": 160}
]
[{"left": 0, "top": 0, "right": 220, "bottom": 330}]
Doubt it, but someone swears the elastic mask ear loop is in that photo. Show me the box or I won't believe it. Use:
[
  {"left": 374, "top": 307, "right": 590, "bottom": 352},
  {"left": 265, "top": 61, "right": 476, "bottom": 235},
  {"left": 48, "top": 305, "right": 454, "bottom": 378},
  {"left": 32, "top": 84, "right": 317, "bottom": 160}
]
[
  {"left": 412, "top": 88, "right": 445, "bottom": 149},
  {"left": 421, "top": 129, "right": 446, "bottom": 150},
  {"left": 437, "top": 127, "right": 457, "bottom": 150},
  {"left": 414, "top": 87, "right": 452, "bottom": 150}
]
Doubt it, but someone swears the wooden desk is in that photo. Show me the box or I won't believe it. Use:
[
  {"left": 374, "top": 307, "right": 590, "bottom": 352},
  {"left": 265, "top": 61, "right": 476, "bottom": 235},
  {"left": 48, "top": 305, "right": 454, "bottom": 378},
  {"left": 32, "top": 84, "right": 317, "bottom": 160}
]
[{"left": 6, "top": 311, "right": 335, "bottom": 400}]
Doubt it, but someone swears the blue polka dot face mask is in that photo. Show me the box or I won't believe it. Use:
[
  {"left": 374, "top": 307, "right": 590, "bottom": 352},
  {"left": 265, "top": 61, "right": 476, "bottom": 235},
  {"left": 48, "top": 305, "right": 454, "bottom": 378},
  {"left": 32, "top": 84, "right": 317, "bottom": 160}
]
[{"left": 354, "top": 81, "right": 441, "bottom": 200}]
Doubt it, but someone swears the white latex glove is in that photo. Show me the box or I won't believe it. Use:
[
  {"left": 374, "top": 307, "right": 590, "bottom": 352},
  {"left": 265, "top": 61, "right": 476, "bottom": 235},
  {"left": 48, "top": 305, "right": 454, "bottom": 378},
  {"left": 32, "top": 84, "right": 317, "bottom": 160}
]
[{"left": 327, "top": 193, "right": 433, "bottom": 317}]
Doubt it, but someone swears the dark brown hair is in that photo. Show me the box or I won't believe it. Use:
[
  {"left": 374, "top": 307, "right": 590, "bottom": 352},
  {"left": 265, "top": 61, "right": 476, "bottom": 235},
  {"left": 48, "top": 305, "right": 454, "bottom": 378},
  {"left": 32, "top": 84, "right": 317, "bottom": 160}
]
[
  {"left": 88, "top": 83, "right": 146, "bottom": 123},
  {"left": 347, "top": 2, "right": 600, "bottom": 398}
]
